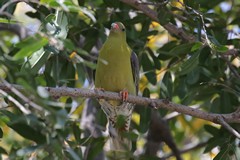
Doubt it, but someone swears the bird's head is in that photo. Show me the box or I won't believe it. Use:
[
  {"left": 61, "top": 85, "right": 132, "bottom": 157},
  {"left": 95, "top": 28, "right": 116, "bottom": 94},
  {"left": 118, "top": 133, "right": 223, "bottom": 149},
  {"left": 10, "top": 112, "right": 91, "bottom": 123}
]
[{"left": 109, "top": 22, "right": 126, "bottom": 39}]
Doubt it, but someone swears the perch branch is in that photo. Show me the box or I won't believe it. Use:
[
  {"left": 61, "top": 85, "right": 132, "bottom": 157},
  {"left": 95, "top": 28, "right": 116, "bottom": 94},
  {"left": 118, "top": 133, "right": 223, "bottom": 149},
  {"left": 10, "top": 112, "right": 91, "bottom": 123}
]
[{"left": 1, "top": 82, "right": 240, "bottom": 125}]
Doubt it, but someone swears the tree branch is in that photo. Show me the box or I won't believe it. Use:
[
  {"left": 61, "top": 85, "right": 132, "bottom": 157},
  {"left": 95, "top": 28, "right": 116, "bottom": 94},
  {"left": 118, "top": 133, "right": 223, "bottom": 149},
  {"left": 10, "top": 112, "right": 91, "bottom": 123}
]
[
  {"left": 119, "top": 0, "right": 196, "bottom": 42},
  {"left": 1, "top": 82, "right": 240, "bottom": 125},
  {"left": 162, "top": 141, "right": 208, "bottom": 159}
]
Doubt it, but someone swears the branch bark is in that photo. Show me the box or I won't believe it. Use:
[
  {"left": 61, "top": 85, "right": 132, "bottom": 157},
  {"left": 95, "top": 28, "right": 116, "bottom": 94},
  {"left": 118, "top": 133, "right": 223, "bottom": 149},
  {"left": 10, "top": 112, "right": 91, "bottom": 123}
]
[
  {"left": 1, "top": 83, "right": 240, "bottom": 125},
  {"left": 119, "top": 0, "right": 196, "bottom": 42}
]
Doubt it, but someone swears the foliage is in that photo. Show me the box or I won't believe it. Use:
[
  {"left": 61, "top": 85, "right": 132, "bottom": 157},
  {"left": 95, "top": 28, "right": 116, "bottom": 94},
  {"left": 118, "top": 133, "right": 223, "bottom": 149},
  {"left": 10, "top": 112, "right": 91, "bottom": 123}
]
[{"left": 0, "top": 0, "right": 240, "bottom": 159}]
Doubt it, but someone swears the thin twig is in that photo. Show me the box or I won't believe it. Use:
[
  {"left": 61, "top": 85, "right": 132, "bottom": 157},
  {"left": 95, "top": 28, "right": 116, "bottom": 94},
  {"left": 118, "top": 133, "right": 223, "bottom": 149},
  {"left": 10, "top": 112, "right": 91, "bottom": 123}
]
[
  {"left": 216, "top": 116, "right": 240, "bottom": 139},
  {"left": 119, "top": 0, "right": 196, "bottom": 42},
  {"left": 0, "top": 79, "right": 45, "bottom": 111},
  {"left": 0, "top": 89, "right": 30, "bottom": 114},
  {"left": 162, "top": 141, "right": 208, "bottom": 159}
]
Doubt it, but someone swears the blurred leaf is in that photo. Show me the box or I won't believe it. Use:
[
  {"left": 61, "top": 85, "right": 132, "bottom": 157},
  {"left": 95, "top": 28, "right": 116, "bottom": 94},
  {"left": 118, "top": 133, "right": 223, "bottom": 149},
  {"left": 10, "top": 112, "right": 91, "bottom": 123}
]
[
  {"left": 0, "top": 146, "right": 7, "bottom": 155},
  {"left": 122, "top": 131, "right": 138, "bottom": 140},
  {"left": 23, "top": 49, "right": 51, "bottom": 75},
  {"left": 142, "top": 52, "right": 157, "bottom": 85},
  {"left": 103, "top": 0, "right": 120, "bottom": 8},
  {"left": 139, "top": 88, "right": 151, "bottom": 133},
  {"left": 204, "top": 137, "right": 221, "bottom": 153},
  {"left": 72, "top": 122, "right": 82, "bottom": 144},
  {"left": 186, "top": 67, "right": 200, "bottom": 85},
  {"left": 191, "top": 42, "right": 202, "bottom": 52},
  {"left": 158, "top": 6, "right": 172, "bottom": 25},
  {"left": 16, "top": 146, "right": 39, "bottom": 157},
  {"left": 0, "top": 127, "right": 3, "bottom": 138},
  {"left": 213, "top": 145, "right": 232, "bottom": 160},
  {"left": 168, "top": 43, "right": 195, "bottom": 57},
  {"left": 54, "top": 109, "right": 68, "bottom": 129},
  {"left": 0, "top": 18, "right": 18, "bottom": 24},
  {"left": 158, "top": 41, "right": 178, "bottom": 60},
  {"left": 87, "top": 137, "right": 105, "bottom": 160},
  {"left": 116, "top": 115, "right": 126, "bottom": 129},
  {"left": 195, "top": 0, "right": 222, "bottom": 9},
  {"left": 160, "top": 72, "right": 173, "bottom": 99},
  {"left": 147, "top": 48, "right": 161, "bottom": 70},
  {"left": 178, "top": 49, "right": 201, "bottom": 75},
  {"left": 0, "top": 110, "right": 46, "bottom": 144},
  {"left": 14, "top": 35, "right": 49, "bottom": 60},
  {"left": 204, "top": 124, "right": 219, "bottom": 136},
  {"left": 65, "top": 147, "right": 82, "bottom": 160},
  {"left": 216, "top": 45, "right": 228, "bottom": 53}
]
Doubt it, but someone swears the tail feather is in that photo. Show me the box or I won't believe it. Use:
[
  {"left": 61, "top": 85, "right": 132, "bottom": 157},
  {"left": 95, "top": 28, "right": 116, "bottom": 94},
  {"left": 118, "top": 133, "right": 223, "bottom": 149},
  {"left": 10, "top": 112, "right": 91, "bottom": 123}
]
[{"left": 99, "top": 99, "right": 134, "bottom": 151}]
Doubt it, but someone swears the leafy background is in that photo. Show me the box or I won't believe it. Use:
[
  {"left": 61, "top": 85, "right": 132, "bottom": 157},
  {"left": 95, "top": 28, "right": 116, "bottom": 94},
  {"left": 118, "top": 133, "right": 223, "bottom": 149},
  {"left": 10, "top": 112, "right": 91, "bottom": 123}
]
[{"left": 0, "top": 0, "right": 240, "bottom": 159}]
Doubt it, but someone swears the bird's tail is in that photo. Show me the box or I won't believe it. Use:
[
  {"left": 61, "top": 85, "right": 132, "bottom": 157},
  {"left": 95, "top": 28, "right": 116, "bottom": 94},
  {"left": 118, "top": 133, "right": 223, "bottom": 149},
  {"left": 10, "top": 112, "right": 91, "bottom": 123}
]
[{"left": 99, "top": 99, "right": 134, "bottom": 151}]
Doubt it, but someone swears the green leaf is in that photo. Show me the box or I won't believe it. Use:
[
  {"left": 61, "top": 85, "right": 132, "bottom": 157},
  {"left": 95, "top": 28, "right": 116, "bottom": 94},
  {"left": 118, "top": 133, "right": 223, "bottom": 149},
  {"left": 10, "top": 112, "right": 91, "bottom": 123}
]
[
  {"left": 147, "top": 48, "right": 161, "bottom": 70},
  {"left": 139, "top": 88, "right": 151, "bottom": 133},
  {"left": 0, "top": 18, "right": 18, "bottom": 24},
  {"left": 204, "top": 137, "right": 221, "bottom": 153},
  {"left": 142, "top": 52, "right": 157, "bottom": 85},
  {"left": 158, "top": 6, "right": 172, "bottom": 25},
  {"left": 158, "top": 41, "right": 178, "bottom": 60},
  {"left": 72, "top": 122, "right": 82, "bottom": 144},
  {"left": 204, "top": 124, "right": 219, "bottom": 136},
  {"left": 168, "top": 43, "right": 195, "bottom": 57},
  {"left": 23, "top": 49, "right": 51, "bottom": 75},
  {"left": 54, "top": 109, "right": 68, "bottom": 129},
  {"left": 178, "top": 49, "right": 201, "bottom": 75},
  {"left": 186, "top": 67, "right": 200, "bottom": 85},
  {"left": 87, "top": 137, "right": 105, "bottom": 160},
  {"left": 16, "top": 146, "right": 39, "bottom": 156},
  {"left": 115, "top": 115, "right": 127, "bottom": 129},
  {"left": 122, "top": 131, "right": 138, "bottom": 140},
  {"left": 191, "top": 42, "right": 203, "bottom": 52},
  {"left": 0, "top": 146, "right": 7, "bottom": 154},
  {"left": 213, "top": 146, "right": 231, "bottom": 160},
  {"left": 216, "top": 45, "right": 228, "bottom": 53},
  {"left": 0, "top": 110, "right": 46, "bottom": 144},
  {"left": 160, "top": 72, "right": 173, "bottom": 98},
  {"left": 14, "top": 35, "right": 48, "bottom": 60}
]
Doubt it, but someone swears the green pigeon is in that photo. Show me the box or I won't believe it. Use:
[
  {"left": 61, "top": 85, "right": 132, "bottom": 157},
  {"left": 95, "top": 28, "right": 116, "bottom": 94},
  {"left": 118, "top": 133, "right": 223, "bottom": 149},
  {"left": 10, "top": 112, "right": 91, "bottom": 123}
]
[{"left": 95, "top": 22, "right": 139, "bottom": 152}]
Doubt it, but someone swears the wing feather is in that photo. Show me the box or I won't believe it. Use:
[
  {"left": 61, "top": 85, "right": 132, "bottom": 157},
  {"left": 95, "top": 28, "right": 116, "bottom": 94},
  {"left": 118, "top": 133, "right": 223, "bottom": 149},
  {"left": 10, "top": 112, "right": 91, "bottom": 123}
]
[{"left": 130, "top": 51, "right": 139, "bottom": 95}]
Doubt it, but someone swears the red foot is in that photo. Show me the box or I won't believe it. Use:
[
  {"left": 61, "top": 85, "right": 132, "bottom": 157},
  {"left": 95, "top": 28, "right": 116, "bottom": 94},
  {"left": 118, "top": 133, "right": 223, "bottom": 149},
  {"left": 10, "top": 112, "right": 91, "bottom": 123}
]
[
  {"left": 95, "top": 88, "right": 105, "bottom": 92},
  {"left": 120, "top": 90, "right": 128, "bottom": 102}
]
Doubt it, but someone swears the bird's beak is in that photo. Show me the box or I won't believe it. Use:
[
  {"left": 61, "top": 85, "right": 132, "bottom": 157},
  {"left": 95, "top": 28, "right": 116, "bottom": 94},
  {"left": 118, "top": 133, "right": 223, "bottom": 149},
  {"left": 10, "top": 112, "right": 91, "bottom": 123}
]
[{"left": 111, "top": 23, "right": 119, "bottom": 31}]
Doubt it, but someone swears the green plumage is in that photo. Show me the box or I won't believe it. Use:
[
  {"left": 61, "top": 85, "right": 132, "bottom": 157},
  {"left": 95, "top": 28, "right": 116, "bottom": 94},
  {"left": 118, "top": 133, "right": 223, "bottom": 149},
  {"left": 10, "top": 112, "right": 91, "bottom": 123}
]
[
  {"left": 95, "top": 22, "right": 137, "bottom": 96},
  {"left": 95, "top": 22, "right": 139, "bottom": 152}
]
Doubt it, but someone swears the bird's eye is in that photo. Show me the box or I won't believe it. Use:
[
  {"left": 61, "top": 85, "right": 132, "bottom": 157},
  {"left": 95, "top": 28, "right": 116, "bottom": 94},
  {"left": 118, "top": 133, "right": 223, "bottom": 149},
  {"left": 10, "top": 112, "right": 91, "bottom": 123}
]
[{"left": 122, "top": 28, "right": 125, "bottom": 32}]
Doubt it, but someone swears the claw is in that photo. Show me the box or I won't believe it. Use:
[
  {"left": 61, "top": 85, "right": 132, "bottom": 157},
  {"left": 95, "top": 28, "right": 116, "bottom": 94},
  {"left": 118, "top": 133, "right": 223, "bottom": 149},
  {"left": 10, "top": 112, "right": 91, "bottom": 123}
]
[
  {"left": 95, "top": 88, "right": 105, "bottom": 92},
  {"left": 120, "top": 90, "right": 128, "bottom": 102}
]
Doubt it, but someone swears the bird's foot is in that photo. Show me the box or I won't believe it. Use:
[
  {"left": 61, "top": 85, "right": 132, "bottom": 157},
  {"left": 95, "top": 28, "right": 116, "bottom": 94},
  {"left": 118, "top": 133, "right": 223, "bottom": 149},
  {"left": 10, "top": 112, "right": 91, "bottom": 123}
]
[
  {"left": 120, "top": 89, "right": 128, "bottom": 102},
  {"left": 95, "top": 87, "right": 105, "bottom": 92}
]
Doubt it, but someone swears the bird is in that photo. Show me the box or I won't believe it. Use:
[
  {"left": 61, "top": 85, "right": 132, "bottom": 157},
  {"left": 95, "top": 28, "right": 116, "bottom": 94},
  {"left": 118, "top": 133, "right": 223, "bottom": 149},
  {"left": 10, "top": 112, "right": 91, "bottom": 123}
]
[{"left": 95, "top": 22, "right": 139, "bottom": 152}]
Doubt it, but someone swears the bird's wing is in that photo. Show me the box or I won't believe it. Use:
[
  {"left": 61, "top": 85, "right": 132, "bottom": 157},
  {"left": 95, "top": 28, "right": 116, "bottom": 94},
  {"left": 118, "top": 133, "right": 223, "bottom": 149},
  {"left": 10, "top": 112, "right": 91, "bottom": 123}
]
[{"left": 130, "top": 51, "right": 139, "bottom": 95}]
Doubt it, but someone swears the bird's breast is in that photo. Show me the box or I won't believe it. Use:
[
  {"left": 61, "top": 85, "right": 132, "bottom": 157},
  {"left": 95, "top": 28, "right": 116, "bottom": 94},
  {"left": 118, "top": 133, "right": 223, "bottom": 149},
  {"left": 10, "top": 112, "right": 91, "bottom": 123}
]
[{"left": 96, "top": 48, "right": 135, "bottom": 94}]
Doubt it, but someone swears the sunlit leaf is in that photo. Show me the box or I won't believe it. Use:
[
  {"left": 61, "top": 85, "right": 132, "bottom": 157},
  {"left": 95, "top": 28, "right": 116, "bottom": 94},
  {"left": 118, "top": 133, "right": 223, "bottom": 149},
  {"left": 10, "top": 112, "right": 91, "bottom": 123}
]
[{"left": 14, "top": 35, "right": 48, "bottom": 60}]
